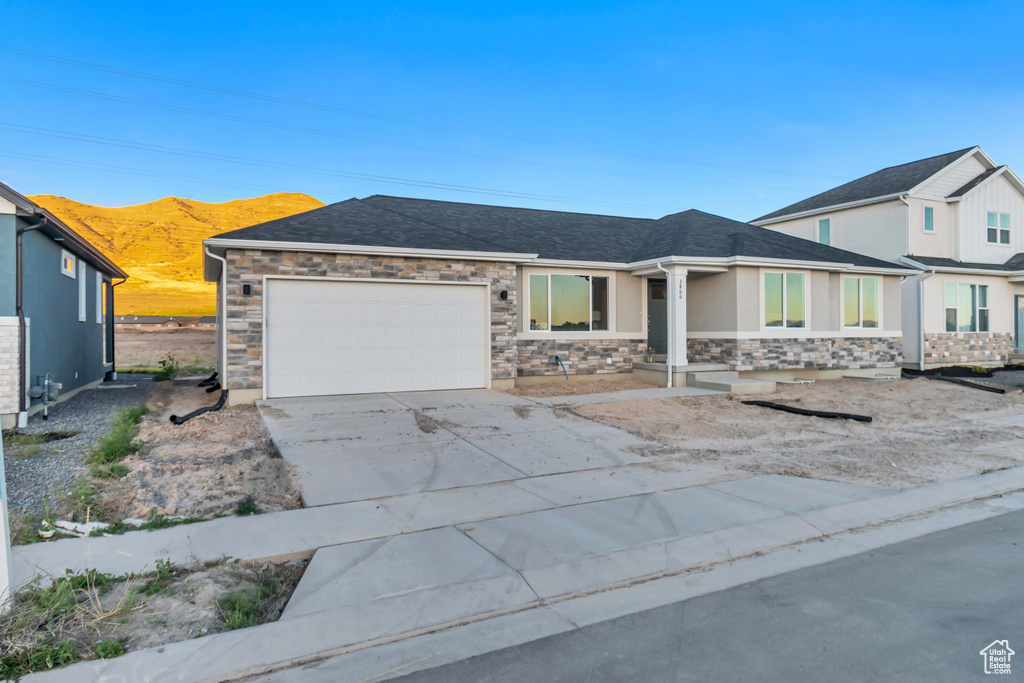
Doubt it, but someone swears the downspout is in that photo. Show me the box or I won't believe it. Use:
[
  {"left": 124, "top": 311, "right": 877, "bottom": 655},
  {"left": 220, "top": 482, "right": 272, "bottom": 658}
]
[
  {"left": 204, "top": 246, "right": 228, "bottom": 387},
  {"left": 109, "top": 278, "right": 127, "bottom": 379},
  {"left": 15, "top": 214, "right": 47, "bottom": 424},
  {"left": 917, "top": 269, "right": 935, "bottom": 370},
  {"left": 655, "top": 262, "right": 672, "bottom": 388}
]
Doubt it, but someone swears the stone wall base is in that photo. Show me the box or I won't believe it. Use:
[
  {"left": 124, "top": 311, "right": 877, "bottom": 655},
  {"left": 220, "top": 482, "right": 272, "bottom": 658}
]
[
  {"left": 923, "top": 332, "right": 1014, "bottom": 367},
  {"left": 516, "top": 339, "right": 646, "bottom": 377},
  {"left": 0, "top": 320, "right": 20, "bottom": 416},
  {"left": 688, "top": 337, "right": 903, "bottom": 371}
]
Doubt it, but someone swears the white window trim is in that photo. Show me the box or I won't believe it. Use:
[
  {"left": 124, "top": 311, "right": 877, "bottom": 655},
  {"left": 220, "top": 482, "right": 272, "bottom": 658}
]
[
  {"left": 61, "top": 249, "right": 76, "bottom": 278},
  {"left": 923, "top": 206, "right": 935, "bottom": 234},
  {"left": 841, "top": 276, "right": 882, "bottom": 329},
  {"left": 525, "top": 270, "right": 614, "bottom": 335},
  {"left": 944, "top": 283, "right": 990, "bottom": 333},
  {"left": 78, "top": 261, "right": 87, "bottom": 322},
  {"left": 986, "top": 212, "right": 1011, "bottom": 246},
  {"left": 761, "top": 270, "right": 809, "bottom": 330},
  {"left": 816, "top": 216, "right": 832, "bottom": 246},
  {"left": 96, "top": 272, "right": 104, "bottom": 324}
]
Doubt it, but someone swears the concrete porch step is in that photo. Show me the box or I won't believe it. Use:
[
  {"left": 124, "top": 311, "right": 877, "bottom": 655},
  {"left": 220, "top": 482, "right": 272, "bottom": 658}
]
[{"left": 688, "top": 376, "right": 777, "bottom": 395}]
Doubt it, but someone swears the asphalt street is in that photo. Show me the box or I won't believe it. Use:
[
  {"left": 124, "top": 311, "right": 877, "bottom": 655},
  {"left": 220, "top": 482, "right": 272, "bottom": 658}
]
[{"left": 397, "top": 509, "right": 1024, "bottom": 682}]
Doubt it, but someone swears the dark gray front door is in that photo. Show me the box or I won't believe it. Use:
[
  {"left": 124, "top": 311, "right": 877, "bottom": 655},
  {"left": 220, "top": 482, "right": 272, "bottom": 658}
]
[
  {"left": 647, "top": 279, "right": 667, "bottom": 356},
  {"left": 1016, "top": 296, "right": 1024, "bottom": 349}
]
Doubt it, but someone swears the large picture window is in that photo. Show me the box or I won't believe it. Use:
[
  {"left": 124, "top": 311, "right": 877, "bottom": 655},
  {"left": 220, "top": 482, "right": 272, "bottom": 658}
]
[
  {"left": 945, "top": 283, "right": 989, "bottom": 332},
  {"left": 529, "top": 273, "right": 609, "bottom": 332},
  {"left": 764, "top": 272, "right": 805, "bottom": 328},
  {"left": 843, "top": 277, "right": 879, "bottom": 328}
]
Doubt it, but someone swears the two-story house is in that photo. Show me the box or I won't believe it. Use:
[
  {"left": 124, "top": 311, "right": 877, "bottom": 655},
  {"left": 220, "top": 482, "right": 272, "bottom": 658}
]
[{"left": 753, "top": 147, "right": 1024, "bottom": 369}]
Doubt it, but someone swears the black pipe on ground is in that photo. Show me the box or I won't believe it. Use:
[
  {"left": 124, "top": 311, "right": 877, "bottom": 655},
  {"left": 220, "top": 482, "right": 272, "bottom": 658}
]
[
  {"left": 197, "top": 371, "right": 219, "bottom": 387},
  {"left": 926, "top": 375, "right": 1008, "bottom": 395},
  {"left": 170, "top": 389, "right": 229, "bottom": 425},
  {"left": 742, "top": 400, "right": 873, "bottom": 423}
]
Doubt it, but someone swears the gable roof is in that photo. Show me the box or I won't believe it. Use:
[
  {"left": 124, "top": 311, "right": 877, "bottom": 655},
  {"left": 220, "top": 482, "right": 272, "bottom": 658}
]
[
  {"left": 0, "top": 181, "right": 128, "bottom": 279},
  {"left": 947, "top": 165, "right": 1004, "bottom": 198},
  {"left": 753, "top": 147, "right": 978, "bottom": 223},
  {"left": 209, "top": 195, "right": 905, "bottom": 272}
]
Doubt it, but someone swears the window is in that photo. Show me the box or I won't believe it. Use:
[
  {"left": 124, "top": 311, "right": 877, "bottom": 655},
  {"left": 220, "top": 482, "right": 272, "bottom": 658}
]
[
  {"left": 764, "top": 272, "right": 806, "bottom": 328},
  {"left": 987, "top": 212, "right": 1010, "bottom": 244},
  {"left": 61, "top": 250, "right": 76, "bottom": 278},
  {"left": 843, "top": 277, "right": 880, "bottom": 328},
  {"left": 924, "top": 206, "right": 934, "bottom": 232},
  {"left": 817, "top": 218, "right": 831, "bottom": 246},
  {"left": 95, "top": 272, "right": 104, "bottom": 323},
  {"left": 529, "top": 273, "right": 609, "bottom": 332},
  {"left": 945, "top": 283, "right": 989, "bottom": 332},
  {"left": 78, "top": 261, "right": 87, "bottom": 321}
]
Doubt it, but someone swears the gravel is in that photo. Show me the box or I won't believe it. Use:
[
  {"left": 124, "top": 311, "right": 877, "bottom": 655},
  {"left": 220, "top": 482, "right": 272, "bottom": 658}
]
[{"left": 3, "top": 376, "right": 154, "bottom": 518}]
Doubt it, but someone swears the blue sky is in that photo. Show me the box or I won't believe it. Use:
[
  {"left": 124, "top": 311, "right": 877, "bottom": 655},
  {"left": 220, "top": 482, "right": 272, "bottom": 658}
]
[{"left": 2, "top": 0, "right": 1022, "bottom": 221}]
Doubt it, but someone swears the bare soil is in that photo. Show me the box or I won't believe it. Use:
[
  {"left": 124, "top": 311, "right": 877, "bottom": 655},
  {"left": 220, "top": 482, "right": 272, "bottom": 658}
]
[
  {"left": 508, "top": 379, "right": 657, "bottom": 398},
  {"left": 0, "top": 559, "right": 305, "bottom": 672},
  {"left": 115, "top": 328, "right": 215, "bottom": 368},
  {"left": 576, "top": 378, "right": 1024, "bottom": 487},
  {"left": 96, "top": 382, "right": 301, "bottom": 519}
]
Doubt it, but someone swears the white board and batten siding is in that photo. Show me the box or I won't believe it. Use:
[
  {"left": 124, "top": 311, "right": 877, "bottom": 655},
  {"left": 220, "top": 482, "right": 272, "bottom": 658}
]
[
  {"left": 265, "top": 279, "right": 490, "bottom": 398},
  {"left": 958, "top": 173, "right": 1024, "bottom": 264}
]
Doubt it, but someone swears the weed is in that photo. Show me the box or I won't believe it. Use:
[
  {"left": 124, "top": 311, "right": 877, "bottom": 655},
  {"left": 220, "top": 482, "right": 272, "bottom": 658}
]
[
  {"left": 215, "top": 579, "right": 278, "bottom": 630},
  {"left": 2, "top": 430, "right": 78, "bottom": 447},
  {"left": 67, "top": 479, "right": 102, "bottom": 523},
  {"left": 13, "top": 444, "right": 44, "bottom": 459},
  {"left": 971, "top": 366, "right": 989, "bottom": 374},
  {"left": 152, "top": 353, "right": 180, "bottom": 382},
  {"left": 0, "top": 637, "right": 78, "bottom": 678},
  {"left": 137, "top": 509, "right": 204, "bottom": 531},
  {"left": 90, "top": 463, "right": 130, "bottom": 479},
  {"left": 981, "top": 466, "right": 1013, "bottom": 475},
  {"left": 10, "top": 511, "right": 57, "bottom": 546},
  {"left": 137, "top": 559, "right": 176, "bottom": 596},
  {"left": 88, "top": 404, "right": 148, "bottom": 466},
  {"left": 116, "top": 366, "right": 161, "bottom": 374},
  {"left": 92, "top": 639, "right": 126, "bottom": 660},
  {"left": 234, "top": 495, "right": 261, "bottom": 517}
]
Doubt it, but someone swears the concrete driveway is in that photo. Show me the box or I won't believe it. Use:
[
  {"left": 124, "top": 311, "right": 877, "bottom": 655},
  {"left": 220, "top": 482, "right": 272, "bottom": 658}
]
[{"left": 258, "top": 389, "right": 658, "bottom": 507}]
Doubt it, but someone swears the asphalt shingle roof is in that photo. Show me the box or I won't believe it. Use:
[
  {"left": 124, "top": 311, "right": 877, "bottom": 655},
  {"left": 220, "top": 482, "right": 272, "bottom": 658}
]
[
  {"left": 947, "top": 166, "right": 1004, "bottom": 198},
  {"left": 754, "top": 148, "right": 977, "bottom": 223},
  {"left": 908, "top": 254, "right": 1024, "bottom": 272},
  {"left": 212, "top": 195, "right": 904, "bottom": 270}
]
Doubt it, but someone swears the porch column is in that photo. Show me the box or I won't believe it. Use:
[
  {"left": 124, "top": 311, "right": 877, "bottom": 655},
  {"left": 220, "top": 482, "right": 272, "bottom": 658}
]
[{"left": 666, "top": 265, "right": 688, "bottom": 368}]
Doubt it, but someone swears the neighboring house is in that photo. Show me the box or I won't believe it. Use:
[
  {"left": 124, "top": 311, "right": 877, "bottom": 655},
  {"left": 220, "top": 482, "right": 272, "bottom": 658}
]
[
  {"left": 753, "top": 147, "right": 1024, "bottom": 368},
  {"left": 0, "top": 182, "right": 128, "bottom": 428},
  {"left": 202, "top": 196, "right": 911, "bottom": 403}
]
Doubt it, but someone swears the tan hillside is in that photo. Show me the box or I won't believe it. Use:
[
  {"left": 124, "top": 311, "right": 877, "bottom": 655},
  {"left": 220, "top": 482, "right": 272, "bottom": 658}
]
[{"left": 29, "top": 193, "right": 326, "bottom": 315}]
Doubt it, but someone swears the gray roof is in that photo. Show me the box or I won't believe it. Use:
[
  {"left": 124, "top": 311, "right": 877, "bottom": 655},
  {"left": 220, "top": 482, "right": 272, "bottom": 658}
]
[
  {"left": 212, "top": 195, "right": 902, "bottom": 270},
  {"left": 908, "top": 254, "right": 1024, "bottom": 272},
  {"left": 754, "top": 148, "right": 977, "bottom": 223},
  {"left": 947, "top": 166, "right": 1004, "bottom": 198}
]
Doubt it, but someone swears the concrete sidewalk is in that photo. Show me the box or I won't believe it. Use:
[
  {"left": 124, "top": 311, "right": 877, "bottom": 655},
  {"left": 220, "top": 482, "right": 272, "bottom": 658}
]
[{"left": 22, "top": 467, "right": 1024, "bottom": 683}]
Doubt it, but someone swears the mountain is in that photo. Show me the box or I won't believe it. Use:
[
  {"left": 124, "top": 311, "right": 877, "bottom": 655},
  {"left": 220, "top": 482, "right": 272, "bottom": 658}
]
[{"left": 29, "top": 193, "right": 326, "bottom": 315}]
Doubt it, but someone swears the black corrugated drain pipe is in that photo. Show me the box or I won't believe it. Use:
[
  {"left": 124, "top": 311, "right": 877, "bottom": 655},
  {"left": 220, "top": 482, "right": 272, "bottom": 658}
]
[{"left": 170, "top": 389, "right": 228, "bottom": 425}]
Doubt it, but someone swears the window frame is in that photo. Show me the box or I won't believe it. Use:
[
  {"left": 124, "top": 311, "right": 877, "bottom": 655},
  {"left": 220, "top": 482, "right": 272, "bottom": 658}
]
[
  {"left": 527, "top": 272, "right": 612, "bottom": 333},
  {"left": 816, "top": 217, "right": 832, "bottom": 246},
  {"left": 923, "top": 206, "right": 934, "bottom": 233},
  {"left": 78, "top": 260, "right": 88, "bottom": 322},
  {"left": 986, "top": 212, "right": 1011, "bottom": 246},
  {"left": 96, "top": 272, "right": 104, "bottom": 324},
  {"left": 762, "top": 270, "right": 808, "bottom": 330},
  {"left": 61, "top": 249, "right": 76, "bottom": 278},
  {"left": 842, "top": 276, "right": 881, "bottom": 329},
  {"left": 945, "top": 283, "right": 990, "bottom": 333}
]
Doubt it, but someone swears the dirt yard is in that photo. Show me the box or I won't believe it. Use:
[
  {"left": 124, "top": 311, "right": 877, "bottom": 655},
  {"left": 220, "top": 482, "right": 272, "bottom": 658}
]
[
  {"left": 577, "top": 378, "right": 1024, "bottom": 487},
  {"left": 509, "top": 379, "right": 656, "bottom": 398},
  {"left": 115, "top": 328, "right": 215, "bottom": 368},
  {"left": 96, "top": 382, "right": 301, "bottom": 519}
]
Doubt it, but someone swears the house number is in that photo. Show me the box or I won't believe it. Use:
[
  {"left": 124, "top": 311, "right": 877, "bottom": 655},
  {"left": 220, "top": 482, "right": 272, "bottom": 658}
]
[{"left": 677, "top": 280, "right": 684, "bottom": 300}]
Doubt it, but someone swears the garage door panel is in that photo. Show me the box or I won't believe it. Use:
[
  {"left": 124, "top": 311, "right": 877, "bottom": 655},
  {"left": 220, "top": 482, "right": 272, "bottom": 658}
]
[{"left": 266, "top": 280, "right": 489, "bottom": 398}]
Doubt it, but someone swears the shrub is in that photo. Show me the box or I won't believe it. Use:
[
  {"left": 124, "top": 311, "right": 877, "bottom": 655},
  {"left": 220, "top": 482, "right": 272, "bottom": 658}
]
[
  {"left": 152, "top": 353, "right": 180, "bottom": 382},
  {"left": 215, "top": 579, "right": 278, "bottom": 630}
]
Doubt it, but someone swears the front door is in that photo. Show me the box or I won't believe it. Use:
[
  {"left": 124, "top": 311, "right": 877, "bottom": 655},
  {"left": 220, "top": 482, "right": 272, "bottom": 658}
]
[
  {"left": 1016, "top": 296, "right": 1024, "bottom": 350},
  {"left": 647, "top": 279, "right": 667, "bottom": 356}
]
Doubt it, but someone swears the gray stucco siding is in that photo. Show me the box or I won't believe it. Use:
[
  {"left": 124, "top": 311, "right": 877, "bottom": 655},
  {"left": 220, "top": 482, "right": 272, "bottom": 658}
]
[
  {"left": 21, "top": 228, "right": 108, "bottom": 401},
  {"left": 0, "top": 214, "right": 16, "bottom": 316}
]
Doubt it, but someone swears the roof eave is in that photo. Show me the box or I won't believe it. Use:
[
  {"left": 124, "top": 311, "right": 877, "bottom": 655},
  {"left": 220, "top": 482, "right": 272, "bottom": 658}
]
[
  {"left": 627, "top": 254, "right": 914, "bottom": 276},
  {"left": 751, "top": 193, "right": 907, "bottom": 226}
]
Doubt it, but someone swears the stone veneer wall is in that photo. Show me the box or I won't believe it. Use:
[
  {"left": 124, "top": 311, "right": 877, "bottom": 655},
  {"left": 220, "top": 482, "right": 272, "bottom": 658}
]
[
  {"left": 688, "top": 337, "right": 902, "bottom": 371},
  {"left": 516, "top": 339, "right": 645, "bottom": 376},
  {"left": 922, "top": 332, "right": 1014, "bottom": 366},
  {"left": 223, "top": 250, "right": 518, "bottom": 391},
  {"left": 0, "top": 320, "right": 20, "bottom": 415}
]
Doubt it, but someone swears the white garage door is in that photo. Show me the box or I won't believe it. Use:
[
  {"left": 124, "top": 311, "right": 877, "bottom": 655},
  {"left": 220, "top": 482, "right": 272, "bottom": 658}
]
[{"left": 265, "top": 279, "right": 489, "bottom": 398}]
